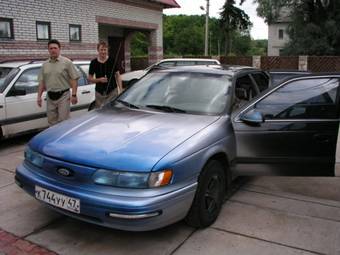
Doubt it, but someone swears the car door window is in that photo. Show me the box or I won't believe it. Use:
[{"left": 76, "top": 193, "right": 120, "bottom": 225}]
[
  {"left": 75, "top": 65, "right": 88, "bottom": 86},
  {"left": 254, "top": 78, "right": 339, "bottom": 119},
  {"left": 12, "top": 68, "right": 40, "bottom": 95},
  {"left": 252, "top": 73, "right": 269, "bottom": 92}
]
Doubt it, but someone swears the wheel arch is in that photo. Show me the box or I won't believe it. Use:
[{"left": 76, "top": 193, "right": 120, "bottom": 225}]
[{"left": 206, "top": 152, "right": 232, "bottom": 191}]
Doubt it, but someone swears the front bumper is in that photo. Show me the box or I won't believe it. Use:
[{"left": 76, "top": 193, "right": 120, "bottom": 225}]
[{"left": 15, "top": 163, "right": 197, "bottom": 231}]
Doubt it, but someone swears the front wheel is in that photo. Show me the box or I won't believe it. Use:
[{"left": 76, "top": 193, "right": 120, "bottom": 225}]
[{"left": 185, "top": 160, "right": 226, "bottom": 228}]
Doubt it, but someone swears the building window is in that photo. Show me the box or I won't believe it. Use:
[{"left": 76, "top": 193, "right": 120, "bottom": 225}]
[
  {"left": 278, "top": 29, "right": 284, "bottom": 40},
  {"left": 0, "top": 18, "right": 14, "bottom": 39},
  {"left": 69, "top": 24, "right": 81, "bottom": 41},
  {"left": 36, "top": 21, "right": 51, "bottom": 40}
]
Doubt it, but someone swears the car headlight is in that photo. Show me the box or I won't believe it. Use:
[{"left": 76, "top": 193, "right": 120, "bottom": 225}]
[
  {"left": 92, "top": 169, "right": 173, "bottom": 188},
  {"left": 24, "top": 147, "right": 44, "bottom": 168}
]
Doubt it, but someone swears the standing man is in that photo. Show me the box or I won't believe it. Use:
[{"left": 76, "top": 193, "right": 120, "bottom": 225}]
[
  {"left": 37, "top": 39, "right": 80, "bottom": 125},
  {"left": 88, "top": 41, "right": 122, "bottom": 108}
]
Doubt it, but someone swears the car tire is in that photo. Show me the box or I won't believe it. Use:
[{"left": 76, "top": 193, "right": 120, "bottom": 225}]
[{"left": 185, "top": 160, "right": 226, "bottom": 228}]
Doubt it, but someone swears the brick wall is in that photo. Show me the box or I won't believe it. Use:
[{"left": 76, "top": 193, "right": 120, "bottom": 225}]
[{"left": 0, "top": 0, "right": 163, "bottom": 61}]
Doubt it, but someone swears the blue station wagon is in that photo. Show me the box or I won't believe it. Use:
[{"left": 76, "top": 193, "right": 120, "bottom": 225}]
[{"left": 15, "top": 65, "right": 340, "bottom": 231}]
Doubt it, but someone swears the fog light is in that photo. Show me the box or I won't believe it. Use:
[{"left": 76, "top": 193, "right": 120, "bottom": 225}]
[{"left": 108, "top": 211, "right": 161, "bottom": 219}]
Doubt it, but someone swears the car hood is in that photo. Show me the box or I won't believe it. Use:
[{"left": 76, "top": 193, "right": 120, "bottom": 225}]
[{"left": 29, "top": 107, "right": 220, "bottom": 172}]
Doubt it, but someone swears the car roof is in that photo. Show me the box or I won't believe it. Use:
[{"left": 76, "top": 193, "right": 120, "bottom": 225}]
[
  {"left": 159, "top": 58, "right": 220, "bottom": 63},
  {"left": 0, "top": 59, "right": 90, "bottom": 69},
  {"left": 150, "top": 65, "right": 260, "bottom": 76}
]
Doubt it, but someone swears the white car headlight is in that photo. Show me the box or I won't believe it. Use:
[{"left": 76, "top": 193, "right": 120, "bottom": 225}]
[
  {"left": 24, "top": 147, "right": 44, "bottom": 168},
  {"left": 92, "top": 169, "right": 173, "bottom": 188}
]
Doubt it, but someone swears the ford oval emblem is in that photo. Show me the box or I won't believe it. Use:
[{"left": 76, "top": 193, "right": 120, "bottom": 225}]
[{"left": 57, "top": 168, "right": 72, "bottom": 177}]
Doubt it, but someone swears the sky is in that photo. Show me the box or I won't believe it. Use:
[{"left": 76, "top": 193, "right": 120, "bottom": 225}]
[{"left": 163, "top": 0, "right": 268, "bottom": 40}]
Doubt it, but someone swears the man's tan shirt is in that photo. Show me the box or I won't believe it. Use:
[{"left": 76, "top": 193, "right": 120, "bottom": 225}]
[{"left": 38, "top": 56, "right": 80, "bottom": 91}]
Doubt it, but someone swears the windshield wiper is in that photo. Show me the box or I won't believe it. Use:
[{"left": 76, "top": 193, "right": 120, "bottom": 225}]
[
  {"left": 116, "top": 99, "right": 139, "bottom": 109},
  {"left": 146, "top": 104, "right": 186, "bottom": 113}
]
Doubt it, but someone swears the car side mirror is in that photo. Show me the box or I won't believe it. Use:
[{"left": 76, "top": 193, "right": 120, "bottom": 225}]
[
  {"left": 240, "top": 109, "right": 264, "bottom": 125},
  {"left": 235, "top": 88, "right": 247, "bottom": 100}
]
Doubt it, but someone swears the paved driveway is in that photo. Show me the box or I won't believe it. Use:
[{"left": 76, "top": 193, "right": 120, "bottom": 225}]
[{"left": 1, "top": 135, "right": 340, "bottom": 255}]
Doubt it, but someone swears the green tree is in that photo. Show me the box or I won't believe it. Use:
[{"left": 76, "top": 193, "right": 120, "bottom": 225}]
[
  {"left": 219, "top": 0, "right": 252, "bottom": 55},
  {"left": 283, "top": 0, "right": 340, "bottom": 55},
  {"left": 249, "top": 0, "right": 340, "bottom": 55},
  {"left": 130, "top": 32, "right": 148, "bottom": 57}
]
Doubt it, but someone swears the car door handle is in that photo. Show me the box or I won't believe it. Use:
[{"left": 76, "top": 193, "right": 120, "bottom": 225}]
[
  {"left": 0, "top": 105, "right": 3, "bottom": 109},
  {"left": 313, "top": 134, "right": 330, "bottom": 143},
  {"left": 81, "top": 91, "right": 91, "bottom": 94}
]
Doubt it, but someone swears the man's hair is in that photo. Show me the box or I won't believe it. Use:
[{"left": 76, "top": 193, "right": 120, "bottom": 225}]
[
  {"left": 97, "top": 40, "right": 108, "bottom": 50},
  {"left": 48, "top": 39, "right": 61, "bottom": 48}
]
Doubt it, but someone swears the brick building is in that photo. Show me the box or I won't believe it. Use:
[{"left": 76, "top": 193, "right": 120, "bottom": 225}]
[{"left": 0, "top": 0, "right": 179, "bottom": 72}]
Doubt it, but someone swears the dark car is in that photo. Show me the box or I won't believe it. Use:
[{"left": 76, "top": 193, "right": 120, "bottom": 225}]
[
  {"left": 268, "top": 70, "right": 311, "bottom": 86},
  {"left": 15, "top": 66, "right": 339, "bottom": 231}
]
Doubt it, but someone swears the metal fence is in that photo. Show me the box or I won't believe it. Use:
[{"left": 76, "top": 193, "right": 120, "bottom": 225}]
[{"left": 308, "top": 56, "right": 340, "bottom": 72}]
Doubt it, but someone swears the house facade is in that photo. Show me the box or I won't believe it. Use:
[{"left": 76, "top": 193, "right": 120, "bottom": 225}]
[
  {"left": 0, "top": 0, "right": 179, "bottom": 72},
  {"left": 267, "top": 7, "right": 290, "bottom": 56}
]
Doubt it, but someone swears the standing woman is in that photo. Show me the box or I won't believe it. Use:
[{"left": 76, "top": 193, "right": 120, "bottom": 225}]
[{"left": 88, "top": 41, "right": 122, "bottom": 108}]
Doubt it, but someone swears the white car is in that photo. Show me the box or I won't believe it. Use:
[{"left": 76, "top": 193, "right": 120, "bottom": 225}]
[
  {"left": 122, "top": 58, "right": 221, "bottom": 86},
  {"left": 0, "top": 60, "right": 95, "bottom": 139}
]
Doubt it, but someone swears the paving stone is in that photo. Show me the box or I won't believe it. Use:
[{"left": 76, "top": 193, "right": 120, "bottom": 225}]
[
  {"left": 246, "top": 176, "right": 340, "bottom": 202},
  {"left": 0, "top": 170, "right": 14, "bottom": 188},
  {"left": 0, "top": 150, "right": 24, "bottom": 173},
  {"left": 0, "top": 184, "right": 61, "bottom": 237},
  {"left": 174, "top": 228, "right": 315, "bottom": 255},
  {"left": 232, "top": 189, "right": 340, "bottom": 222},
  {"left": 213, "top": 200, "right": 340, "bottom": 254},
  {"left": 0, "top": 229, "right": 57, "bottom": 255},
  {"left": 27, "top": 218, "right": 194, "bottom": 255}
]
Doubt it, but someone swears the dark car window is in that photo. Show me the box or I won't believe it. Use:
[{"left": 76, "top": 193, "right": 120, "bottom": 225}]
[
  {"left": 158, "top": 62, "right": 176, "bottom": 67},
  {"left": 232, "top": 75, "right": 258, "bottom": 111},
  {"left": 0, "top": 67, "right": 19, "bottom": 93},
  {"left": 11, "top": 68, "right": 40, "bottom": 94},
  {"left": 252, "top": 73, "right": 269, "bottom": 92},
  {"left": 254, "top": 78, "right": 339, "bottom": 119},
  {"left": 175, "top": 61, "right": 196, "bottom": 66}
]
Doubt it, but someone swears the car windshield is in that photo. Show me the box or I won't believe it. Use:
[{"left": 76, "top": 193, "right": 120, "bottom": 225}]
[
  {"left": 115, "top": 71, "right": 232, "bottom": 115},
  {"left": 0, "top": 67, "right": 19, "bottom": 93}
]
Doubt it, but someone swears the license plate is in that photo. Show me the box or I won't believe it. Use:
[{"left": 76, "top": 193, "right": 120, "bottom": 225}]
[{"left": 35, "top": 186, "right": 80, "bottom": 214}]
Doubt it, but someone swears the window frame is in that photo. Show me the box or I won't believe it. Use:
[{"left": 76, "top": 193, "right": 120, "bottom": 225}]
[
  {"left": 69, "top": 24, "right": 81, "bottom": 42},
  {"left": 36, "top": 21, "right": 51, "bottom": 41},
  {"left": 237, "top": 77, "right": 340, "bottom": 122},
  {"left": 278, "top": 29, "right": 284, "bottom": 40},
  {"left": 0, "top": 17, "right": 14, "bottom": 39}
]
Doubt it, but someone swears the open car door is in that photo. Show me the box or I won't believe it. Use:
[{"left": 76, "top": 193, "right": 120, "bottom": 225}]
[{"left": 231, "top": 76, "right": 340, "bottom": 176}]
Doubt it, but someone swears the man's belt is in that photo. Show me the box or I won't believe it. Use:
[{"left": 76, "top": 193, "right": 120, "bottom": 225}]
[{"left": 47, "top": 89, "right": 69, "bottom": 101}]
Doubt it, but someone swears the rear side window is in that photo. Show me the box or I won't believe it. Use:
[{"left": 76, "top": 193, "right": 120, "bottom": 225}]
[{"left": 255, "top": 78, "right": 339, "bottom": 119}]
